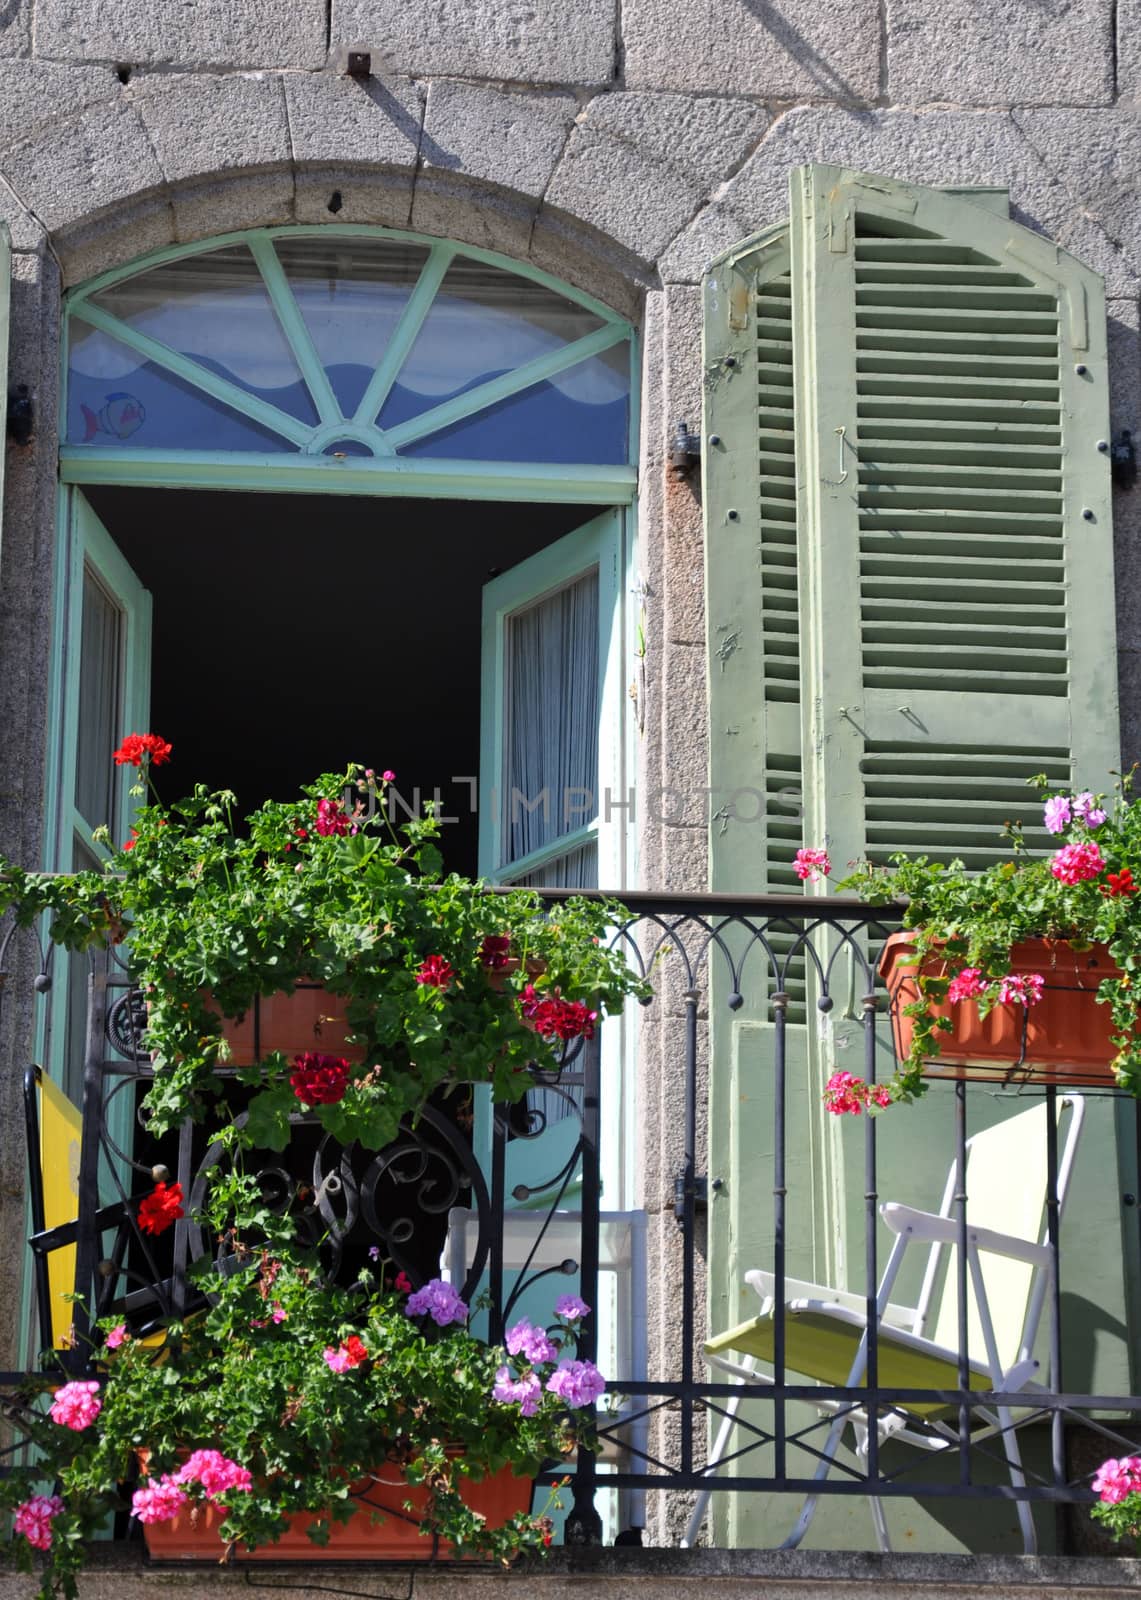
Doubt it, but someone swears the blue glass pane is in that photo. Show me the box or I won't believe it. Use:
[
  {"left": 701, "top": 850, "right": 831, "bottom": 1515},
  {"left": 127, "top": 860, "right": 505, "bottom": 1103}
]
[
  {"left": 377, "top": 257, "right": 604, "bottom": 430},
  {"left": 67, "top": 325, "right": 296, "bottom": 452},
  {"left": 91, "top": 245, "right": 318, "bottom": 426},
  {"left": 400, "top": 344, "right": 630, "bottom": 464},
  {"left": 272, "top": 236, "right": 429, "bottom": 418}
]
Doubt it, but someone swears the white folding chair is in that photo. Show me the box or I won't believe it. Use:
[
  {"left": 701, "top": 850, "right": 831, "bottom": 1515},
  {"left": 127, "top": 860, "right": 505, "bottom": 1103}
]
[{"left": 682, "top": 1094, "right": 1086, "bottom": 1553}]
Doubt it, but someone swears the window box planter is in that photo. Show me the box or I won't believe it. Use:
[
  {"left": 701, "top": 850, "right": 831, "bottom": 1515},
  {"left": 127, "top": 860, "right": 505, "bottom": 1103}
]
[
  {"left": 879, "top": 930, "right": 1122, "bottom": 1088},
  {"left": 140, "top": 1462, "right": 533, "bottom": 1563}
]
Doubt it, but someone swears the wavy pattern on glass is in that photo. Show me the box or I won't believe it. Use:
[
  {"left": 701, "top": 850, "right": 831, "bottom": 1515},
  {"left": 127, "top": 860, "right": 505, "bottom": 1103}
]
[{"left": 65, "top": 231, "right": 633, "bottom": 466}]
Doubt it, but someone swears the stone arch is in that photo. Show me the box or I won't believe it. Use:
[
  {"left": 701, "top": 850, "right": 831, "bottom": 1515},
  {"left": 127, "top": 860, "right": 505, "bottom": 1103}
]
[{"left": 0, "top": 72, "right": 654, "bottom": 319}]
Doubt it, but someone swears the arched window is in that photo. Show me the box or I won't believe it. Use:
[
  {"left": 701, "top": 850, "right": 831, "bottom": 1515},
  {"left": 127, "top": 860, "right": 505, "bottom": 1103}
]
[{"left": 62, "top": 229, "right": 636, "bottom": 498}]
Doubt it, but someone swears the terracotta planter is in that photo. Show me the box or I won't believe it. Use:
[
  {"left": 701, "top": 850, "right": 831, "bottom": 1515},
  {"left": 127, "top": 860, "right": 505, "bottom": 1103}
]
[
  {"left": 484, "top": 957, "right": 547, "bottom": 994},
  {"left": 878, "top": 930, "right": 1123, "bottom": 1088},
  {"left": 204, "top": 983, "right": 364, "bottom": 1067},
  {"left": 141, "top": 1463, "right": 532, "bottom": 1563}
]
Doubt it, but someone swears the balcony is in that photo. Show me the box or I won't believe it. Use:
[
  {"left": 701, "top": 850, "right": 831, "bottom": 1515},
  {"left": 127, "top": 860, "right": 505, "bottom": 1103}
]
[{"left": 3, "top": 892, "right": 1141, "bottom": 1589}]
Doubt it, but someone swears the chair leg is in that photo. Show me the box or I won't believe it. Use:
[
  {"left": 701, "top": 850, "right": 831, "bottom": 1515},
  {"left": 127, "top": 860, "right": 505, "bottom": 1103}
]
[
  {"left": 681, "top": 1364, "right": 754, "bottom": 1548},
  {"left": 853, "top": 1420, "right": 892, "bottom": 1553},
  {"left": 778, "top": 1411, "right": 851, "bottom": 1551},
  {"left": 992, "top": 1404, "right": 1037, "bottom": 1556}
]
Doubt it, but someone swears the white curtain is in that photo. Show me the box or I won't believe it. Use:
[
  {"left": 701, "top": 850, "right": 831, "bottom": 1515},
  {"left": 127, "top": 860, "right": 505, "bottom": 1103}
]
[{"left": 504, "top": 569, "right": 599, "bottom": 881}]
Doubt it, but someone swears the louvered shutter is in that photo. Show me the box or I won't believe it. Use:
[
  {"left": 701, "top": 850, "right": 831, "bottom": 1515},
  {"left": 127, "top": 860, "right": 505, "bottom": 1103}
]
[
  {"left": 789, "top": 165, "right": 1118, "bottom": 873},
  {"left": 705, "top": 223, "right": 804, "bottom": 903}
]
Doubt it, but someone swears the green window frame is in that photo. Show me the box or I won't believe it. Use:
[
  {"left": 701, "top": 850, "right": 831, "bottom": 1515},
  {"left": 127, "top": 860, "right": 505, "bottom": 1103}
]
[{"left": 60, "top": 227, "right": 639, "bottom": 507}]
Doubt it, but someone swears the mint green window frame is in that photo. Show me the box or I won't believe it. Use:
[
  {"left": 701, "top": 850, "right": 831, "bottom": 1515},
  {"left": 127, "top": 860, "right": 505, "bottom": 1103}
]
[
  {"left": 43, "top": 491, "right": 152, "bottom": 1101},
  {"left": 59, "top": 226, "right": 639, "bottom": 507},
  {"left": 479, "top": 509, "right": 627, "bottom": 889}
]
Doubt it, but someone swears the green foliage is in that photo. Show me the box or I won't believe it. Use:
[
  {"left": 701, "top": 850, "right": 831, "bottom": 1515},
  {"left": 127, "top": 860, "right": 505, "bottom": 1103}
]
[
  {"left": 1, "top": 1228, "right": 583, "bottom": 1594},
  {"left": 840, "top": 772, "right": 1141, "bottom": 1104},
  {"left": 0, "top": 763, "right": 650, "bottom": 1144}
]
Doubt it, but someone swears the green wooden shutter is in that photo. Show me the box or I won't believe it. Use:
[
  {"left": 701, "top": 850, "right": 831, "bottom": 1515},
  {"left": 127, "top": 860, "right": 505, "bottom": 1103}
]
[{"left": 788, "top": 165, "right": 1118, "bottom": 871}]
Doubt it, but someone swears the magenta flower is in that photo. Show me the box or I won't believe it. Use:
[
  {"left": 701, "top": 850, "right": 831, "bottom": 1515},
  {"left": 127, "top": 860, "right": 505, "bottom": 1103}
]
[
  {"left": 506, "top": 1318, "right": 557, "bottom": 1365},
  {"left": 823, "top": 1070, "right": 867, "bottom": 1115},
  {"left": 793, "top": 847, "right": 831, "bottom": 883},
  {"left": 492, "top": 1365, "right": 543, "bottom": 1416},
  {"left": 947, "top": 967, "right": 987, "bottom": 1003},
  {"left": 1050, "top": 840, "right": 1105, "bottom": 884},
  {"left": 49, "top": 1379, "right": 101, "bottom": 1431},
  {"left": 405, "top": 1277, "right": 469, "bottom": 1326},
  {"left": 177, "top": 1449, "right": 253, "bottom": 1498},
  {"left": 14, "top": 1495, "right": 64, "bottom": 1551},
  {"left": 555, "top": 1294, "right": 591, "bottom": 1321},
  {"left": 1043, "top": 795, "right": 1072, "bottom": 835},
  {"left": 546, "top": 1357, "right": 606, "bottom": 1409},
  {"left": 323, "top": 1344, "right": 353, "bottom": 1373},
  {"left": 1092, "top": 1456, "right": 1141, "bottom": 1504},
  {"left": 104, "top": 1323, "right": 128, "bottom": 1350},
  {"left": 1073, "top": 791, "right": 1108, "bottom": 827},
  {"left": 997, "top": 972, "right": 1045, "bottom": 1006},
  {"left": 132, "top": 1475, "right": 188, "bottom": 1525}
]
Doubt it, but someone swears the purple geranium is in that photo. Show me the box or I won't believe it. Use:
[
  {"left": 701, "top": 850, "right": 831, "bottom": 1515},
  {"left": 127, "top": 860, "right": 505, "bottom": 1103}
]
[
  {"left": 545, "top": 1357, "right": 606, "bottom": 1409},
  {"left": 492, "top": 1365, "right": 543, "bottom": 1416},
  {"left": 505, "top": 1318, "right": 557, "bottom": 1366},
  {"left": 554, "top": 1294, "right": 591, "bottom": 1321},
  {"left": 404, "top": 1277, "right": 469, "bottom": 1327}
]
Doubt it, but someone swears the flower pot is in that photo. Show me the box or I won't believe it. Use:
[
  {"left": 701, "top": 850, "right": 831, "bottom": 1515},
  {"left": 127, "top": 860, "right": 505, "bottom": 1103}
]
[
  {"left": 204, "top": 983, "right": 364, "bottom": 1067},
  {"left": 484, "top": 957, "right": 547, "bottom": 994},
  {"left": 879, "top": 931, "right": 1124, "bottom": 1088},
  {"left": 140, "top": 1463, "right": 533, "bottom": 1563}
]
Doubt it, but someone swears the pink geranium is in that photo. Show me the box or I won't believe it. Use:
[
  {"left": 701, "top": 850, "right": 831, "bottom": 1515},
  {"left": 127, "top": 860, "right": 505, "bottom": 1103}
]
[
  {"left": 997, "top": 972, "right": 1045, "bottom": 1006},
  {"left": 49, "top": 1379, "right": 102, "bottom": 1431},
  {"left": 177, "top": 1449, "right": 253, "bottom": 1498},
  {"left": 405, "top": 1277, "right": 469, "bottom": 1327},
  {"left": 793, "top": 847, "right": 831, "bottom": 883},
  {"left": 947, "top": 967, "right": 986, "bottom": 1003},
  {"left": 1092, "top": 1455, "right": 1141, "bottom": 1504},
  {"left": 132, "top": 1475, "right": 188, "bottom": 1524},
  {"left": 492, "top": 1366, "right": 543, "bottom": 1416},
  {"left": 14, "top": 1495, "right": 64, "bottom": 1551},
  {"left": 1050, "top": 840, "right": 1105, "bottom": 884}
]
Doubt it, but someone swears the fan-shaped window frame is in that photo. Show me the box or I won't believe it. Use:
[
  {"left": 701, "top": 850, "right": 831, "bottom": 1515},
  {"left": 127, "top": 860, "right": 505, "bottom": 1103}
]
[{"left": 59, "top": 226, "right": 639, "bottom": 506}]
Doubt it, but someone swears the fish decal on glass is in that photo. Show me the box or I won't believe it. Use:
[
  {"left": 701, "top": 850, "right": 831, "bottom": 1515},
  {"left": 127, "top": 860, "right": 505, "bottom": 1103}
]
[{"left": 80, "top": 391, "right": 146, "bottom": 443}]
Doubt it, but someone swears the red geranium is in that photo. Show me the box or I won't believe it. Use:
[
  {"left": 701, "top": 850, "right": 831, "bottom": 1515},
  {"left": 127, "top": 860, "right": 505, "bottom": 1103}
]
[
  {"left": 137, "top": 1181, "right": 184, "bottom": 1236},
  {"left": 342, "top": 1334, "right": 368, "bottom": 1367},
  {"left": 1103, "top": 868, "right": 1136, "bottom": 898},
  {"left": 290, "top": 1053, "right": 351, "bottom": 1106},
  {"left": 112, "top": 733, "right": 172, "bottom": 769},
  {"left": 479, "top": 935, "right": 512, "bottom": 971},
  {"left": 519, "top": 986, "right": 598, "bottom": 1041},
  {"left": 314, "top": 799, "right": 349, "bottom": 838},
  {"left": 416, "top": 955, "right": 454, "bottom": 989}
]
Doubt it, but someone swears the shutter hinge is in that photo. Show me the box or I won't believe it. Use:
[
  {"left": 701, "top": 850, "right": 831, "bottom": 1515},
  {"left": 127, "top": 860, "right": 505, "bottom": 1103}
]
[
  {"left": 6, "top": 383, "right": 33, "bottom": 446},
  {"left": 1111, "top": 430, "right": 1137, "bottom": 491},
  {"left": 669, "top": 419, "right": 702, "bottom": 478}
]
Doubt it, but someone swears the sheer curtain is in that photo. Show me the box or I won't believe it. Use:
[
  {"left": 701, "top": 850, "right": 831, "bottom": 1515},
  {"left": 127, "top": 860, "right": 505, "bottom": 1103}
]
[{"left": 504, "top": 569, "right": 599, "bottom": 886}]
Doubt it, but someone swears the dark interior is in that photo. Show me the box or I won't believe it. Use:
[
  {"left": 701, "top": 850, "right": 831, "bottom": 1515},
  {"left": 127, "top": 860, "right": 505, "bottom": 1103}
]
[{"left": 86, "top": 487, "right": 599, "bottom": 876}]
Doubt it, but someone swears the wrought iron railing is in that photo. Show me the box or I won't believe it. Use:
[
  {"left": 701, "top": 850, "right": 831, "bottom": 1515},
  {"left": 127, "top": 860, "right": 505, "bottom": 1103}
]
[{"left": 4, "top": 891, "right": 1141, "bottom": 1553}]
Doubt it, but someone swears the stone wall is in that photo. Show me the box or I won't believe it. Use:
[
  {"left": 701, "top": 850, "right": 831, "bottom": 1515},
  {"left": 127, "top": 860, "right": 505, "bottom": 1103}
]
[{"left": 0, "top": 0, "right": 1139, "bottom": 1548}]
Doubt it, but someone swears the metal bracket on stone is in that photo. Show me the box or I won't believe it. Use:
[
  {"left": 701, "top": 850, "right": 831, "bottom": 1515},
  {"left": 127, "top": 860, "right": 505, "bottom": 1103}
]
[
  {"left": 674, "top": 1170, "right": 708, "bottom": 1225},
  {"left": 1111, "top": 429, "right": 1137, "bottom": 490},
  {"left": 669, "top": 418, "right": 702, "bottom": 478},
  {"left": 7, "top": 384, "right": 33, "bottom": 446}
]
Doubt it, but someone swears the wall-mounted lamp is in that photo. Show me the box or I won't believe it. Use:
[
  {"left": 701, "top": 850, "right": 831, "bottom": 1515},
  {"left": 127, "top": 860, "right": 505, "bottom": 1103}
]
[{"left": 669, "top": 418, "right": 701, "bottom": 478}]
